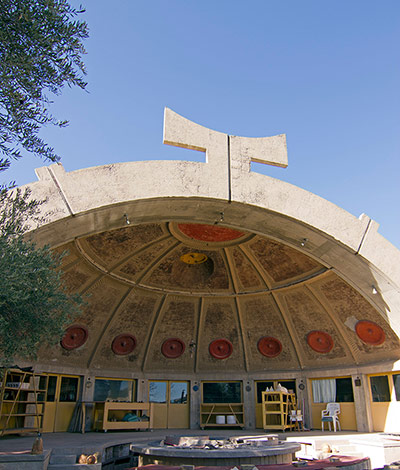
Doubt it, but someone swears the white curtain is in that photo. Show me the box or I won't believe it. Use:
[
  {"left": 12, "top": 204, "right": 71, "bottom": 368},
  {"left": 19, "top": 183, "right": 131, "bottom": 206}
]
[{"left": 312, "top": 379, "right": 336, "bottom": 403}]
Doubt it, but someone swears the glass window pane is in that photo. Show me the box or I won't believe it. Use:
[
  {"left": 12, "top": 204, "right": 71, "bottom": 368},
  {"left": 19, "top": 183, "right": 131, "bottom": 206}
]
[
  {"left": 149, "top": 381, "right": 167, "bottom": 403},
  {"left": 256, "top": 381, "right": 274, "bottom": 403},
  {"left": 39, "top": 376, "right": 47, "bottom": 391},
  {"left": 59, "top": 377, "right": 79, "bottom": 402},
  {"left": 335, "top": 378, "right": 354, "bottom": 402},
  {"left": 170, "top": 382, "right": 188, "bottom": 404},
  {"left": 280, "top": 380, "right": 296, "bottom": 395},
  {"left": 46, "top": 376, "right": 57, "bottom": 402},
  {"left": 203, "top": 382, "right": 242, "bottom": 403},
  {"left": 312, "top": 379, "right": 336, "bottom": 403},
  {"left": 94, "top": 379, "right": 133, "bottom": 402},
  {"left": 393, "top": 374, "right": 400, "bottom": 401},
  {"left": 370, "top": 376, "right": 390, "bottom": 402}
]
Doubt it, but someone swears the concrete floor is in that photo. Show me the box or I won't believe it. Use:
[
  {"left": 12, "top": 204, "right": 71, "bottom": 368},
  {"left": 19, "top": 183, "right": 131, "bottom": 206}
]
[
  {"left": 0, "top": 429, "right": 361, "bottom": 454},
  {"left": 0, "top": 429, "right": 399, "bottom": 469}
]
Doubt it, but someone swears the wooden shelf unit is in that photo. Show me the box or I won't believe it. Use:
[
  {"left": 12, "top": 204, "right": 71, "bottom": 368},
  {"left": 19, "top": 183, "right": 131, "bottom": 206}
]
[
  {"left": 200, "top": 403, "right": 244, "bottom": 429},
  {"left": 0, "top": 369, "right": 48, "bottom": 436},
  {"left": 95, "top": 402, "right": 153, "bottom": 431},
  {"left": 262, "top": 391, "right": 296, "bottom": 431}
]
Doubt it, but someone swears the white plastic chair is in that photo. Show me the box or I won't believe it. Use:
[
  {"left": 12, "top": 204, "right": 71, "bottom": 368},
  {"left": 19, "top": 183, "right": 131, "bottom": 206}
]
[{"left": 321, "top": 402, "right": 341, "bottom": 432}]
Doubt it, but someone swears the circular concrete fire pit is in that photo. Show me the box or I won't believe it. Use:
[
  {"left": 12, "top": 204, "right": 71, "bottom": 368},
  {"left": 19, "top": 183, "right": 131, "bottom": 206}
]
[{"left": 131, "top": 435, "right": 301, "bottom": 466}]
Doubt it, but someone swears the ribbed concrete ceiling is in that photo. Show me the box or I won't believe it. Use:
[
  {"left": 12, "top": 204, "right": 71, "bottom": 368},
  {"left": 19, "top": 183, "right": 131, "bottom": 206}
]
[{"left": 40, "top": 222, "right": 400, "bottom": 375}]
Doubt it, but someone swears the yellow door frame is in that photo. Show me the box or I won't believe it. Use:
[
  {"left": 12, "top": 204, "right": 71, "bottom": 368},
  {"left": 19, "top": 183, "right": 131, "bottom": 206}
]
[
  {"left": 149, "top": 380, "right": 189, "bottom": 429},
  {"left": 167, "top": 380, "right": 189, "bottom": 429},
  {"left": 254, "top": 379, "right": 296, "bottom": 428},
  {"left": 368, "top": 371, "right": 400, "bottom": 432},
  {"left": 42, "top": 373, "right": 81, "bottom": 433},
  {"left": 309, "top": 376, "right": 356, "bottom": 430}
]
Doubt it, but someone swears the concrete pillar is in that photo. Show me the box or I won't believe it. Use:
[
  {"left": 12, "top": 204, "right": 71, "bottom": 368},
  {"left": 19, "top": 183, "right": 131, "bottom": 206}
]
[
  {"left": 352, "top": 373, "right": 373, "bottom": 432},
  {"left": 138, "top": 379, "right": 148, "bottom": 402},
  {"left": 80, "top": 374, "right": 95, "bottom": 431},
  {"left": 299, "top": 378, "right": 312, "bottom": 429},
  {"left": 190, "top": 380, "right": 201, "bottom": 429},
  {"left": 81, "top": 375, "right": 95, "bottom": 402},
  {"left": 244, "top": 379, "right": 255, "bottom": 429}
]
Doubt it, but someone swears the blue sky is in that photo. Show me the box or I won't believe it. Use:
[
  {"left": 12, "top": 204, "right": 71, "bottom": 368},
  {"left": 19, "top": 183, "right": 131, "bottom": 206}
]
[{"left": 5, "top": 0, "right": 400, "bottom": 247}]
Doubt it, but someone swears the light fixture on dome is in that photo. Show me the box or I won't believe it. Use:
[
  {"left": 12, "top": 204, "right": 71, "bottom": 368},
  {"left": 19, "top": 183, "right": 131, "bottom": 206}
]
[
  {"left": 214, "top": 211, "right": 225, "bottom": 225},
  {"left": 123, "top": 214, "right": 130, "bottom": 225},
  {"left": 300, "top": 238, "right": 308, "bottom": 247},
  {"left": 189, "top": 340, "right": 196, "bottom": 358},
  {"left": 372, "top": 285, "right": 378, "bottom": 295}
]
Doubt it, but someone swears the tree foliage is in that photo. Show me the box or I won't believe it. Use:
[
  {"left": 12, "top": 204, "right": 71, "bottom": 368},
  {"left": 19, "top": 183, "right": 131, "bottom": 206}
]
[
  {"left": 0, "top": 185, "right": 84, "bottom": 366},
  {"left": 0, "top": 0, "right": 87, "bottom": 366},
  {"left": 0, "top": 185, "right": 43, "bottom": 239},
  {"left": 0, "top": 0, "right": 88, "bottom": 170},
  {"left": 0, "top": 236, "right": 83, "bottom": 363}
]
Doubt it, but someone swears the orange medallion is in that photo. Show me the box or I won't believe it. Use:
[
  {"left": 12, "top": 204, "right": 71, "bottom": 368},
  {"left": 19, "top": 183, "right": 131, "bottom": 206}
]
[
  {"left": 355, "top": 320, "right": 385, "bottom": 345},
  {"left": 162, "top": 338, "right": 185, "bottom": 358},
  {"left": 112, "top": 334, "right": 136, "bottom": 355},
  {"left": 307, "top": 330, "right": 333, "bottom": 353},
  {"left": 61, "top": 325, "right": 88, "bottom": 350},
  {"left": 209, "top": 338, "right": 233, "bottom": 359},
  {"left": 258, "top": 337, "right": 282, "bottom": 357}
]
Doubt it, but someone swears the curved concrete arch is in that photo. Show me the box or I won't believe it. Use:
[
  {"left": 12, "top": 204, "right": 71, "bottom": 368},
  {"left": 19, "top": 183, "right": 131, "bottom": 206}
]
[{"left": 25, "top": 156, "right": 400, "bottom": 338}]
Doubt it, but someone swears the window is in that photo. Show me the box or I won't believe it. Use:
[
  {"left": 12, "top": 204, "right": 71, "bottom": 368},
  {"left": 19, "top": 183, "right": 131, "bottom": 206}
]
[
  {"left": 312, "top": 377, "right": 354, "bottom": 403},
  {"left": 59, "top": 377, "right": 79, "bottom": 402},
  {"left": 149, "top": 381, "right": 167, "bottom": 403},
  {"left": 256, "top": 381, "right": 274, "bottom": 404},
  {"left": 335, "top": 378, "right": 354, "bottom": 402},
  {"left": 46, "top": 376, "right": 57, "bottom": 402},
  {"left": 170, "top": 382, "right": 188, "bottom": 404},
  {"left": 394, "top": 374, "right": 400, "bottom": 401},
  {"left": 256, "top": 380, "right": 296, "bottom": 403},
  {"left": 94, "top": 378, "right": 135, "bottom": 402},
  {"left": 370, "top": 375, "right": 391, "bottom": 402},
  {"left": 202, "top": 382, "right": 242, "bottom": 403}
]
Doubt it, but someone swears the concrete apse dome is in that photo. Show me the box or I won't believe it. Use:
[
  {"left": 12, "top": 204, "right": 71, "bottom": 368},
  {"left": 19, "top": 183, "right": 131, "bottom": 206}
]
[{"left": 20, "top": 109, "right": 400, "bottom": 433}]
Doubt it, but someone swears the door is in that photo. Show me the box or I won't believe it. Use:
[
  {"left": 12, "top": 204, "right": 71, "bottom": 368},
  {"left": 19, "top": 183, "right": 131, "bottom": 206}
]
[
  {"left": 168, "top": 381, "right": 189, "bottom": 428},
  {"left": 42, "top": 374, "right": 80, "bottom": 432},
  {"left": 369, "top": 373, "right": 400, "bottom": 432},
  {"left": 310, "top": 377, "right": 356, "bottom": 430},
  {"left": 255, "top": 381, "right": 274, "bottom": 428},
  {"left": 149, "top": 380, "right": 189, "bottom": 429},
  {"left": 149, "top": 381, "right": 168, "bottom": 428},
  {"left": 255, "top": 380, "right": 296, "bottom": 428}
]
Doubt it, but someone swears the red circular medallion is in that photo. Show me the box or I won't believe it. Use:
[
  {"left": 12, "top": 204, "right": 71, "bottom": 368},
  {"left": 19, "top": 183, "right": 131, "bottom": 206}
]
[
  {"left": 61, "top": 325, "right": 88, "bottom": 350},
  {"left": 177, "top": 223, "right": 244, "bottom": 242},
  {"left": 307, "top": 330, "right": 334, "bottom": 353},
  {"left": 209, "top": 338, "right": 233, "bottom": 359},
  {"left": 258, "top": 337, "right": 282, "bottom": 357},
  {"left": 355, "top": 320, "right": 385, "bottom": 345},
  {"left": 112, "top": 334, "right": 136, "bottom": 355},
  {"left": 162, "top": 338, "right": 185, "bottom": 358}
]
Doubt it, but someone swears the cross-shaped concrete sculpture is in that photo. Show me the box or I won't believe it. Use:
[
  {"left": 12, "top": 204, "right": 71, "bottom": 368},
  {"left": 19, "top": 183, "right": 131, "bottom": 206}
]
[{"left": 163, "top": 107, "right": 288, "bottom": 173}]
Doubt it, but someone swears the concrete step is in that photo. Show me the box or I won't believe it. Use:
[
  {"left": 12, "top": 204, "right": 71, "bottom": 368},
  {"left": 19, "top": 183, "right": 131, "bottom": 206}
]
[
  {"left": 49, "top": 453, "right": 76, "bottom": 464},
  {"left": 50, "top": 447, "right": 101, "bottom": 455},
  {"left": 49, "top": 451, "right": 102, "bottom": 469},
  {"left": 312, "top": 439, "right": 357, "bottom": 450},
  {"left": 340, "top": 446, "right": 362, "bottom": 453},
  {"left": 290, "top": 437, "right": 369, "bottom": 461}
]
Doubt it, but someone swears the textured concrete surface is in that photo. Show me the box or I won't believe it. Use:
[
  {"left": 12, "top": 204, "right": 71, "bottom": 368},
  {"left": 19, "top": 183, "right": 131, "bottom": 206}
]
[{"left": 13, "top": 108, "right": 400, "bottom": 436}]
